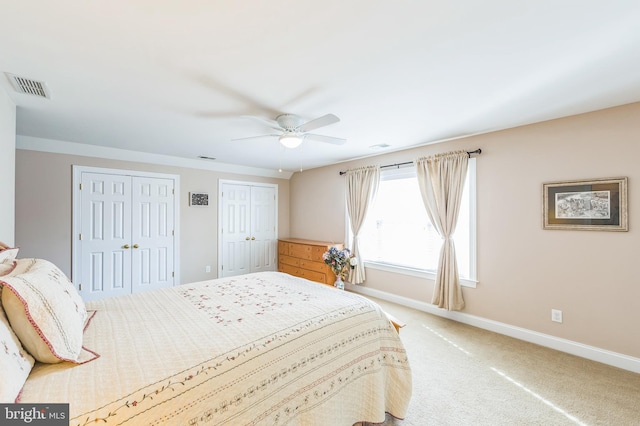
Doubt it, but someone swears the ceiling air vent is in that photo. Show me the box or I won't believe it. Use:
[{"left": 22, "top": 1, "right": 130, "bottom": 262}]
[
  {"left": 369, "top": 143, "right": 391, "bottom": 150},
  {"left": 5, "top": 73, "right": 50, "bottom": 99}
]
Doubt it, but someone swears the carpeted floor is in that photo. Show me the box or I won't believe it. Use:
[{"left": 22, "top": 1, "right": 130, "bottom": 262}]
[{"left": 364, "top": 297, "right": 640, "bottom": 426}]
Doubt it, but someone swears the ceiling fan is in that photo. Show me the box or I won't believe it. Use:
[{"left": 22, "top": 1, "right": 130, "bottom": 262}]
[{"left": 233, "top": 113, "right": 346, "bottom": 148}]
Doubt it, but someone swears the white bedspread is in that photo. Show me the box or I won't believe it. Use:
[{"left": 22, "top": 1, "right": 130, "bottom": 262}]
[{"left": 19, "top": 272, "right": 412, "bottom": 425}]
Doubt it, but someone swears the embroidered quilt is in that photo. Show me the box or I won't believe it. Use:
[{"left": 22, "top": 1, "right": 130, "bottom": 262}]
[{"left": 19, "top": 272, "right": 412, "bottom": 425}]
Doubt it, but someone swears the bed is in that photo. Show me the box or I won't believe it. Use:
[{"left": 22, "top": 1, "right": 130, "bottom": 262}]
[{"left": 1, "top": 255, "right": 411, "bottom": 425}]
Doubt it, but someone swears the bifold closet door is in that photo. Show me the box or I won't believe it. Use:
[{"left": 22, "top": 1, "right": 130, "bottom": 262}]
[
  {"left": 130, "top": 177, "right": 175, "bottom": 294},
  {"left": 220, "top": 183, "right": 276, "bottom": 278},
  {"left": 80, "top": 173, "right": 133, "bottom": 301},
  {"left": 79, "top": 173, "right": 175, "bottom": 301},
  {"left": 220, "top": 184, "right": 252, "bottom": 277},
  {"left": 249, "top": 186, "right": 277, "bottom": 273}
]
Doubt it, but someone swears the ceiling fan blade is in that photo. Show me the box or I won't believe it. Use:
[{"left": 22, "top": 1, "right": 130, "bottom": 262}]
[
  {"left": 297, "top": 113, "right": 340, "bottom": 132},
  {"left": 231, "top": 134, "right": 279, "bottom": 142},
  {"left": 304, "top": 133, "right": 347, "bottom": 145},
  {"left": 194, "top": 75, "right": 282, "bottom": 118}
]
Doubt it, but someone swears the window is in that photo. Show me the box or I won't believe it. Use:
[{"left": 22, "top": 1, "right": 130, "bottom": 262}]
[{"left": 354, "top": 159, "right": 476, "bottom": 286}]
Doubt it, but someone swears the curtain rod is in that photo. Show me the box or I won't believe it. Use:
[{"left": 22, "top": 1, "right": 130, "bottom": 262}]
[{"left": 339, "top": 148, "right": 481, "bottom": 175}]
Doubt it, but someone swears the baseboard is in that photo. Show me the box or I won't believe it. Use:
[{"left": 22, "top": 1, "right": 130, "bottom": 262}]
[{"left": 346, "top": 283, "right": 640, "bottom": 375}]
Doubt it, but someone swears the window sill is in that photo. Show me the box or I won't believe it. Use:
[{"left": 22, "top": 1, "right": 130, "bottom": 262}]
[{"left": 363, "top": 261, "right": 477, "bottom": 288}]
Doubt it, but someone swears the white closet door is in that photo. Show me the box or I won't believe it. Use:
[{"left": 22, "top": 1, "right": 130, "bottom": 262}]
[
  {"left": 80, "top": 173, "right": 132, "bottom": 301},
  {"left": 250, "top": 186, "right": 277, "bottom": 273},
  {"left": 219, "top": 182, "right": 277, "bottom": 277},
  {"left": 75, "top": 167, "right": 179, "bottom": 302},
  {"left": 220, "top": 183, "right": 252, "bottom": 277},
  {"left": 131, "top": 177, "right": 175, "bottom": 293}
]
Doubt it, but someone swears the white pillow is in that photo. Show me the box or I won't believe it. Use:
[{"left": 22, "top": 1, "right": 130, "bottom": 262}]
[
  {"left": 0, "top": 262, "right": 14, "bottom": 277},
  {"left": 0, "top": 298, "right": 35, "bottom": 402},
  {"left": 1, "top": 258, "right": 87, "bottom": 363},
  {"left": 0, "top": 247, "right": 19, "bottom": 264}
]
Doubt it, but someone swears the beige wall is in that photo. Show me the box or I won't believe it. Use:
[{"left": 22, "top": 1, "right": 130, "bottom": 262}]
[
  {"left": 290, "top": 102, "right": 640, "bottom": 359},
  {"left": 0, "top": 89, "right": 16, "bottom": 246},
  {"left": 14, "top": 150, "right": 290, "bottom": 285}
]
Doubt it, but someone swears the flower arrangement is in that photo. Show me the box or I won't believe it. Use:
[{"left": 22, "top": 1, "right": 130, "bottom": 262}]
[{"left": 322, "top": 246, "right": 357, "bottom": 281}]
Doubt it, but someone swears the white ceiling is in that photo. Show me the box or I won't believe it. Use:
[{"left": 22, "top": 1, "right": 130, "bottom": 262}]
[{"left": 2, "top": 1, "right": 640, "bottom": 174}]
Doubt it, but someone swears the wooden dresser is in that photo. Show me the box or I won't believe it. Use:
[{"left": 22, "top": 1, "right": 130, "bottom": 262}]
[{"left": 278, "top": 238, "right": 344, "bottom": 286}]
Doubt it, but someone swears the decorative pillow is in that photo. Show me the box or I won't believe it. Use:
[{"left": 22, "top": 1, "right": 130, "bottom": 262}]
[
  {"left": 1, "top": 258, "right": 87, "bottom": 363},
  {"left": 0, "top": 247, "right": 19, "bottom": 264},
  {"left": 0, "top": 262, "right": 14, "bottom": 277},
  {"left": 0, "top": 298, "right": 35, "bottom": 402}
]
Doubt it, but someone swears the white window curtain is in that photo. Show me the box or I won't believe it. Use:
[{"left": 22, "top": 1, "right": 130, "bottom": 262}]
[
  {"left": 415, "top": 150, "right": 469, "bottom": 311},
  {"left": 345, "top": 165, "right": 380, "bottom": 284}
]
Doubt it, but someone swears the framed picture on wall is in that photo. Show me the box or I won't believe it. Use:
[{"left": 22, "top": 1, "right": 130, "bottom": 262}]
[
  {"left": 189, "top": 192, "right": 209, "bottom": 207},
  {"left": 543, "top": 177, "right": 628, "bottom": 231}
]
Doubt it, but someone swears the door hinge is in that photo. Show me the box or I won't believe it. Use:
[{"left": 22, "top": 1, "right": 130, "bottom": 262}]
[
  {"left": 172, "top": 230, "right": 175, "bottom": 236},
  {"left": 79, "top": 233, "right": 83, "bottom": 240},
  {"left": 79, "top": 183, "right": 83, "bottom": 190},
  {"left": 172, "top": 188, "right": 175, "bottom": 195},
  {"left": 79, "top": 283, "right": 82, "bottom": 291},
  {"left": 172, "top": 272, "right": 175, "bottom": 278}
]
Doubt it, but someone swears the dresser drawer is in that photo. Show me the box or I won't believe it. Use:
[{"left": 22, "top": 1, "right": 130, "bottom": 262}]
[
  {"left": 309, "top": 246, "right": 326, "bottom": 262},
  {"left": 289, "top": 243, "right": 313, "bottom": 260},
  {"left": 299, "top": 259, "right": 326, "bottom": 274},
  {"left": 278, "top": 241, "right": 290, "bottom": 256},
  {"left": 279, "top": 263, "right": 299, "bottom": 276},
  {"left": 279, "top": 263, "right": 326, "bottom": 283},
  {"left": 279, "top": 255, "right": 299, "bottom": 267},
  {"left": 297, "top": 269, "right": 326, "bottom": 283}
]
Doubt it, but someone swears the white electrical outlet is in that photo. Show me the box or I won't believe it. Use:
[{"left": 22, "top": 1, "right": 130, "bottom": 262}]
[
  {"left": 551, "top": 309, "right": 563, "bottom": 323},
  {"left": 205, "top": 265, "right": 211, "bottom": 273}
]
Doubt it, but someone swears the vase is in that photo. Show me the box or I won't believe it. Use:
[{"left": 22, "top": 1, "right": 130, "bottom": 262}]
[{"left": 334, "top": 276, "right": 345, "bottom": 290}]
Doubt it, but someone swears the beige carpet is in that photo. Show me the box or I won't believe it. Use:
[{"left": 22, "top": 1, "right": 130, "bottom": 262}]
[{"left": 362, "top": 297, "right": 640, "bottom": 426}]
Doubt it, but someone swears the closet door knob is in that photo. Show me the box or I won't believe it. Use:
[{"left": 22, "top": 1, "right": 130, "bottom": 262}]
[
  {"left": 245, "top": 236, "right": 250, "bottom": 240},
  {"left": 133, "top": 244, "right": 139, "bottom": 249},
  {"left": 123, "top": 244, "right": 130, "bottom": 249},
  {"left": 251, "top": 237, "right": 256, "bottom": 240}
]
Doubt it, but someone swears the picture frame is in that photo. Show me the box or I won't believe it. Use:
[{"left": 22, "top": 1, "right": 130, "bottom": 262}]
[
  {"left": 543, "top": 177, "right": 627, "bottom": 231},
  {"left": 189, "top": 192, "right": 209, "bottom": 207}
]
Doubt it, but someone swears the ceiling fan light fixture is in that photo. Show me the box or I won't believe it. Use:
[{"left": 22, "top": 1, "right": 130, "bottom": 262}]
[{"left": 279, "top": 134, "right": 302, "bottom": 148}]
